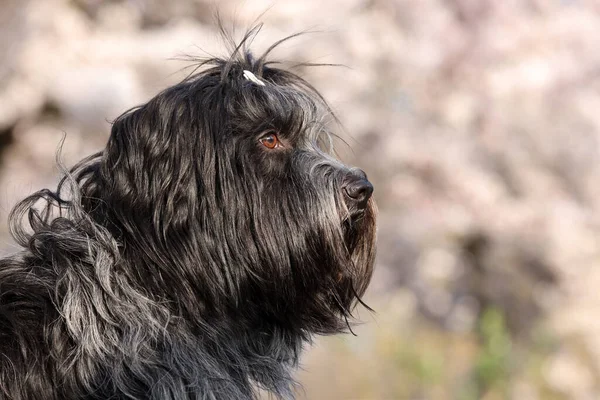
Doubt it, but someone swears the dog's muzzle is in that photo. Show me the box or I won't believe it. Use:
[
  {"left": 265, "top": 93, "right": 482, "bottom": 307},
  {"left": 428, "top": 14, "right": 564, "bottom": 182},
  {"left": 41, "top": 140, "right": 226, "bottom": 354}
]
[{"left": 342, "top": 169, "right": 373, "bottom": 216}]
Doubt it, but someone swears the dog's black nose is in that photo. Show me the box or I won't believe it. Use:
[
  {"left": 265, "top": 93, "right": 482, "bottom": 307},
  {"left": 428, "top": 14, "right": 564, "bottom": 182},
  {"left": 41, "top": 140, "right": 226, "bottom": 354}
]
[{"left": 342, "top": 170, "right": 373, "bottom": 210}]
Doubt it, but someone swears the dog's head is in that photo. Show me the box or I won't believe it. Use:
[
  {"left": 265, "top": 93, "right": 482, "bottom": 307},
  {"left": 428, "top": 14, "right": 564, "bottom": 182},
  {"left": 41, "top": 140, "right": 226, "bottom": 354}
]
[{"left": 80, "top": 38, "right": 377, "bottom": 335}]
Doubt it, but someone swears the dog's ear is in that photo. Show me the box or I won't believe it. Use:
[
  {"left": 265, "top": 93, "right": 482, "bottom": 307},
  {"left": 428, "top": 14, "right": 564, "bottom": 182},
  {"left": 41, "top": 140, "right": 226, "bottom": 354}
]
[
  {"left": 101, "top": 99, "right": 200, "bottom": 238},
  {"left": 99, "top": 97, "right": 238, "bottom": 315}
]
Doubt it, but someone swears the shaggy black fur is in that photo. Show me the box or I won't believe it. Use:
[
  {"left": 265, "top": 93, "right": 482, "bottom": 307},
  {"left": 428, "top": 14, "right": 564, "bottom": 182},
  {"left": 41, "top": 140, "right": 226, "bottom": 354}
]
[{"left": 0, "top": 29, "right": 376, "bottom": 400}]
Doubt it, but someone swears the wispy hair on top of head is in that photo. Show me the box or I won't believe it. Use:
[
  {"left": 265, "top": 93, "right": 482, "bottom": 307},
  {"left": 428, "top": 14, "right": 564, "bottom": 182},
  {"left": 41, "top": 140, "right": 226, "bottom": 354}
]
[{"left": 175, "top": 21, "right": 323, "bottom": 76}]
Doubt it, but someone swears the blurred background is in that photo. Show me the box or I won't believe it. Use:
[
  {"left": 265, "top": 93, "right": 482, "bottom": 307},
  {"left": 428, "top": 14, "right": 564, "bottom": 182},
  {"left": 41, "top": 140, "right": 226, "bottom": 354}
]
[{"left": 1, "top": 0, "right": 600, "bottom": 399}]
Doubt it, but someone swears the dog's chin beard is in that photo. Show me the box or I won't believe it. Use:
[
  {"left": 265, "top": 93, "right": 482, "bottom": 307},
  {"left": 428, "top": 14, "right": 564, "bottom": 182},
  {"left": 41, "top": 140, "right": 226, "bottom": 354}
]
[
  {"left": 331, "top": 214, "right": 374, "bottom": 334},
  {"left": 342, "top": 209, "right": 368, "bottom": 252},
  {"left": 343, "top": 219, "right": 360, "bottom": 253}
]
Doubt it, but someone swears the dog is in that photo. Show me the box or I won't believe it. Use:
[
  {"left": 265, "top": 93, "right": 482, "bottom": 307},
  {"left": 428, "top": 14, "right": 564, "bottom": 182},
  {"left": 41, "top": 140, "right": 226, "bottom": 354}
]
[{"left": 0, "top": 30, "right": 377, "bottom": 400}]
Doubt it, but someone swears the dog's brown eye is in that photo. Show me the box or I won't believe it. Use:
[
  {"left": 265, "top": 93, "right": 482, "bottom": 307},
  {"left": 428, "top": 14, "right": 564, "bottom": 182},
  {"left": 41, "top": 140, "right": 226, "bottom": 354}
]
[{"left": 259, "top": 133, "right": 281, "bottom": 149}]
